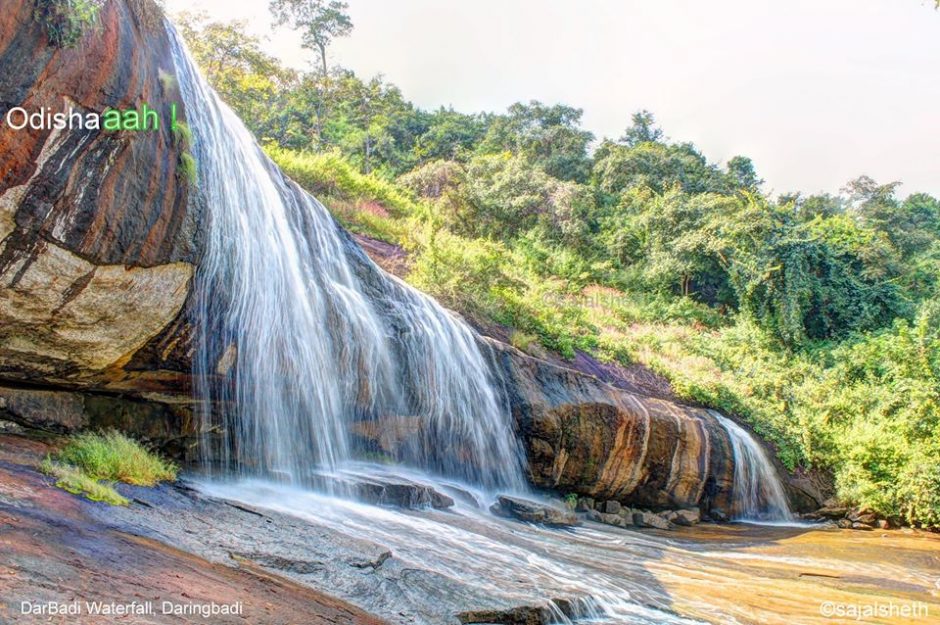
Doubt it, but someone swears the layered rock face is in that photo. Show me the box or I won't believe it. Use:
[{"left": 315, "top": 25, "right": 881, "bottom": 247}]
[
  {"left": 489, "top": 341, "right": 736, "bottom": 512},
  {"left": 0, "top": 0, "right": 797, "bottom": 513},
  {"left": 0, "top": 0, "right": 198, "bottom": 398}
]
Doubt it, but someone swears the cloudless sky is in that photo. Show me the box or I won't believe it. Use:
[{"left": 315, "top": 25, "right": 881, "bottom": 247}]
[{"left": 165, "top": 0, "right": 940, "bottom": 198}]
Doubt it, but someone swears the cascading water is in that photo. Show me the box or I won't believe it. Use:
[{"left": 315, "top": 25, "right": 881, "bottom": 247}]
[
  {"left": 710, "top": 412, "right": 792, "bottom": 521},
  {"left": 167, "top": 29, "right": 526, "bottom": 493}
]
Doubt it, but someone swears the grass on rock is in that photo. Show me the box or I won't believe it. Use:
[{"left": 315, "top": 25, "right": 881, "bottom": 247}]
[{"left": 41, "top": 431, "right": 177, "bottom": 506}]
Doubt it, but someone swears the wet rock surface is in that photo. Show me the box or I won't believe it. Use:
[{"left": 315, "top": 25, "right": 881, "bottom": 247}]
[
  {"left": 489, "top": 495, "right": 579, "bottom": 527},
  {"left": 0, "top": 435, "right": 388, "bottom": 625},
  {"left": 2, "top": 434, "right": 939, "bottom": 625},
  {"left": 308, "top": 470, "right": 456, "bottom": 510}
]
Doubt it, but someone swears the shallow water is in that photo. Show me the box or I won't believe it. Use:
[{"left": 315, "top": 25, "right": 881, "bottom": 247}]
[{"left": 196, "top": 472, "right": 940, "bottom": 625}]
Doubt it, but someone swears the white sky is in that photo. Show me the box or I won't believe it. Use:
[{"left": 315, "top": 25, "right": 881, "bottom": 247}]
[{"left": 164, "top": 0, "right": 940, "bottom": 198}]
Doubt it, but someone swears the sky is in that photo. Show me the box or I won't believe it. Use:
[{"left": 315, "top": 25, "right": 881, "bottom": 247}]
[{"left": 164, "top": 0, "right": 940, "bottom": 198}]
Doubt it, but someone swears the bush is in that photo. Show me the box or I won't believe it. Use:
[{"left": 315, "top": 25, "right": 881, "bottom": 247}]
[{"left": 33, "top": 0, "right": 104, "bottom": 48}]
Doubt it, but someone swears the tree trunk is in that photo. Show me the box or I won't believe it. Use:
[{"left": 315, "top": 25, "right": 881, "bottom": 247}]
[{"left": 318, "top": 42, "right": 328, "bottom": 79}]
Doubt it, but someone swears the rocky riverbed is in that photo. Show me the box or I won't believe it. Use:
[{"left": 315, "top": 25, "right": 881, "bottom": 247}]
[{"left": 2, "top": 432, "right": 938, "bottom": 625}]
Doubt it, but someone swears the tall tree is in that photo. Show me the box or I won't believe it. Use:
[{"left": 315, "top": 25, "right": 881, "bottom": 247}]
[
  {"left": 270, "top": 0, "right": 352, "bottom": 148},
  {"left": 269, "top": 0, "right": 352, "bottom": 78}
]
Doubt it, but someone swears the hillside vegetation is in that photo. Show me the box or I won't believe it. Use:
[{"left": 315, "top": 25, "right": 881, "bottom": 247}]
[{"left": 178, "top": 13, "right": 940, "bottom": 528}]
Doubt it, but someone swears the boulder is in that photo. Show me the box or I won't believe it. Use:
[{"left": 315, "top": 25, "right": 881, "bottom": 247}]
[
  {"left": 851, "top": 522, "right": 874, "bottom": 531},
  {"left": 490, "top": 496, "right": 580, "bottom": 527},
  {"left": 489, "top": 341, "right": 743, "bottom": 513},
  {"left": 575, "top": 497, "right": 595, "bottom": 512},
  {"left": 597, "top": 513, "right": 624, "bottom": 527},
  {"left": 0, "top": 0, "right": 198, "bottom": 395},
  {"left": 806, "top": 506, "right": 849, "bottom": 520},
  {"left": 837, "top": 519, "right": 853, "bottom": 529},
  {"left": 672, "top": 508, "right": 701, "bottom": 526},
  {"left": 855, "top": 513, "right": 879, "bottom": 525},
  {"left": 602, "top": 500, "right": 621, "bottom": 515},
  {"left": 309, "top": 472, "right": 454, "bottom": 510},
  {"left": 633, "top": 511, "right": 671, "bottom": 530}
]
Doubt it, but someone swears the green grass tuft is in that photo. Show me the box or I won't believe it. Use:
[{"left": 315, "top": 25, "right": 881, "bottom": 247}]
[
  {"left": 172, "top": 121, "right": 193, "bottom": 149},
  {"left": 158, "top": 68, "right": 178, "bottom": 94},
  {"left": 56, "top": 430, "right": 177, "bottom": 486},
  {"left": 40, "top": 457, "right": 129, "bottom": 506},
  {"left": 178, "top": 151, "right": 198, "bottom": 187}
]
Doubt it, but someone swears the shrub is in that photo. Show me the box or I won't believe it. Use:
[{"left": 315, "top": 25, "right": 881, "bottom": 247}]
[{"left": 33, "top": 0, "right": 104, "bottom": 48}]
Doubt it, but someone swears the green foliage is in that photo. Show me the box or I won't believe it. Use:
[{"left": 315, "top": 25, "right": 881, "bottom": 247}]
[
  {"left": 173, "top": 121, "right": 193, "bottom": 149},
  {"left": 619, "top": 110, "right": 664, "bottom": 147},
  {"left": 593, "top": 139, "right": 730, "bottom": 196},
  {"left": 40, "top": 458, "right": 129, "bottom": 506},
  {"left": 158, "top": 69, "right": 177, "bottom": 93},
  {"left": 733, "top": 214, "right": 906, "bottom": 346},
  {"left": 477, "top": 101, "right": 594, "bottom": 182},
  {"left": 178, "top": 152, "right": 198, "bottom": 187},
  {"left": 56, "top": 431, "right": 177, "bottom": 486},
  {"left": 33, "top": 0, "right": 104, "bottom": 48},
  {"left": 175, "top": 12, "right": 299, "bottom": 144},
  {"left": 267, "top": 146, "right": 419, "bottom": 216}
]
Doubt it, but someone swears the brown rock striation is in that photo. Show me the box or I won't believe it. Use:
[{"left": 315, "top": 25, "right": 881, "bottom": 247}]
[
  {"left": 488, "top": 339, "right": 737, "bottom": 513},
  {"left": 0, "top": 0, "right": 198, "bottom": 393}
]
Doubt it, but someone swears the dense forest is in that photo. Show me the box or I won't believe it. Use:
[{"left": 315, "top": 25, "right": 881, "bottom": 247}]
[{"left": 175, "top": 5, "right": 940, "bottom": 528}]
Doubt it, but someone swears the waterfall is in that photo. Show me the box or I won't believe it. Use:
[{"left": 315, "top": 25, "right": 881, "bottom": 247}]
[
  {"left": 711, "top": 412, "right": 792, "bottom": 521},
  {"left": 167, "top": 29, "right": 526, "bottom": 493}
]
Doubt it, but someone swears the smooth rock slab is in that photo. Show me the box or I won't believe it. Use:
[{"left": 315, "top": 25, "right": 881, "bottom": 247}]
[{"left": 490, "top": 495, "right": 580, "bottom": 527}]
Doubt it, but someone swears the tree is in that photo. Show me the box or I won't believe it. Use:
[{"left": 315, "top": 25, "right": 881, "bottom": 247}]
[
  {"left": 619, "top": 109, "right": 664, "bottom": 147},
  {"left": 412, "top": 108, "right": 489, "bottom": 164},
  {"left": 269, "top": 0, "right": 352, "bottom": 78},
  {"left": 328, "top": 73, "right": 416, "bottom": 174},
  {"left": 175, "top": 13, "right": 297, "bottom": 142},
  {"left": 270, "top": 0, "right": 352, "bottom": 148},
  {"left": 601, "top": 187, "right": 763, "bottom": 303},
  {"left": 733, "top": 213, "right": 905, "bottom": 346},
  {"left": 780, "top": 192, "right": 844, "bottom": 221},
  {"left": 842, "top": 176, "right": 940, "bottom": 258},
  {"left": 593, "top": 140, "right": 728, "bottom": 195},
  {"left": 477, "top": 101, "right": 594, "bottom": 182},
  {"left": 726, "top": 155, "right": 763, "bottom": 192}
]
